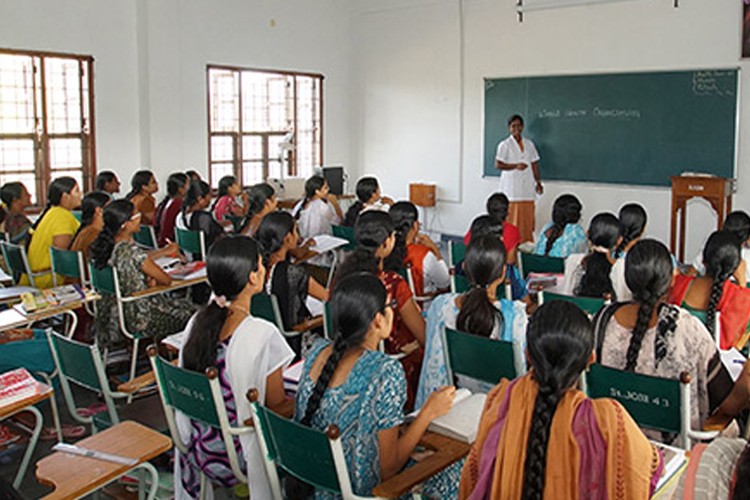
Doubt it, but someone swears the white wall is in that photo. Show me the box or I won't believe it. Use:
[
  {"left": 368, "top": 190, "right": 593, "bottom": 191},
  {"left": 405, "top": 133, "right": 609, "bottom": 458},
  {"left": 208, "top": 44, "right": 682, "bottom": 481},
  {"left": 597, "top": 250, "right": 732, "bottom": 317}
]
[
  {"left": 351, "top": 0, "right": 748, "bottom": 258},
  {"left": 0, "top": 0, "right": 142, "bottom": 186}
]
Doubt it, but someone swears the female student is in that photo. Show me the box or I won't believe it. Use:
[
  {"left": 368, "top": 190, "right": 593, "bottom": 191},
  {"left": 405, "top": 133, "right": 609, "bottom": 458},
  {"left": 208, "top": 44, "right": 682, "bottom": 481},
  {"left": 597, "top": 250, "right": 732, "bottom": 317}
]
[
  {"left": 178, "top": 236, "right": 293, "bottom": 500},
  {"left": 176, "top": 180, "right": 225, "bottom": 254},
  {"left": 25, "top": 177, "right": 82, "bottom": 289},
  {"left": 595, "top": 239, "right": 750, "bottom": 440},
  {"left": 459, "top": 301, "right": 661, "bottom": 499},
  {"left": 90, "top": 199, "right": 195, "bottom": 348},
  {"left": 295, "top": 175, "right": 343, "bottom": 240},
  {"left": 241, "top": 183, "right": 277, "bottom": 237},
  {"left": 463, "top": 192, "right": 521, "bottom": 263},
  {"left": 342, "top": 176, "right": 394, "bottom": 227},
  {"left": 294, "top": 273, "right": 458, "bottom": 499},
  {"left": 387, "top": 201, "right": 450, "bottom": 297},
  {"left": 669, "top": 231, "right": 750, "bottom": 349},
  {"left": 335, "top": 210, "right": 426, "bottom": 410},
  {"left": 70, "top": 191, "right": 111, "bottom": 262},
  {"left": 95, "top": 171, "right": 121, "bottom": 195},
  {"left": 212, "top": 175, "right": 246, "bottom": 224},
  {"left": 674, "top": 437, "right": 750, "bottom": 500},
  {"left": 155, "top": 172, "right": 189, "bottom": 247},
  {"left": 562, "top": 212, "right": 620, "bottom": 299},
  {"left": 0, "top": 182, "right": 32, "bottom": 246},
  {"left": 125, "top": 170, "right": 159, "bottom": 226},
  {"left": 611, "top": 203, "right": 648, "bottom": 302},
  {"left": 256, "top": 212, "right": 327, "bottom": 344},
  {"left": 534, "top": 193, "right": 587, "bottom": 258},
  {"left": 691, "top": 211, "right": 750, "bottom": 285},
  {"left": 416, "top": 235, "right": 528, "bottom": 408}
]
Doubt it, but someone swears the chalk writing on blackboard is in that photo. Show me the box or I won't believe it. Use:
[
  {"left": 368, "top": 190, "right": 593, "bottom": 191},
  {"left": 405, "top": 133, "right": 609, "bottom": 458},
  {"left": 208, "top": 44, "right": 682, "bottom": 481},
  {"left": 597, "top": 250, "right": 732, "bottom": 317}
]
[
  {"left": 537, "top": 108, "right": 641, "bottom": 120},
  {"left": 693, "top": 71, "right": 734, "bottom": 97}
]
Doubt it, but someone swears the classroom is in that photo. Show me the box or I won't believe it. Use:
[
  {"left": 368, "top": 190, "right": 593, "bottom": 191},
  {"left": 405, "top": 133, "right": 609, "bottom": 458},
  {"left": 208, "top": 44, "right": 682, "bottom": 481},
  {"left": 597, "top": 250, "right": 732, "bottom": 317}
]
[{"left": 0, "top": 0, "right": 749, "bottom": 498}]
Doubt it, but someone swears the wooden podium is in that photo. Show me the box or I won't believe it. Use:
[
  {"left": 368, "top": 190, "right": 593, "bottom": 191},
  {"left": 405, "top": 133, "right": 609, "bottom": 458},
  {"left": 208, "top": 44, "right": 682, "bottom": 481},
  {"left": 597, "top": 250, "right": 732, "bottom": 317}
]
[{"left": 670, "top": 176, "right": 733, "bottom": 262}]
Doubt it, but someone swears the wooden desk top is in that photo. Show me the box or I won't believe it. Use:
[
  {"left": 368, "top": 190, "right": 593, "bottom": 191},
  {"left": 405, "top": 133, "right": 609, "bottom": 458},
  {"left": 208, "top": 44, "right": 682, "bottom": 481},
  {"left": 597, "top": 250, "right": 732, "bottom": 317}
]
[
  {"left": 130, "top": 275, "right": 207, "bottom": 298},
  {"left": 0, "top": 293, "right": 100, "bottom": 333},
  {"left": 0, "top": 383, "right": 53, "bottom": 419},
  {"left": 372, "top": 431, "right": 471, "bottom": 498},
  {"left": 36, "top": 421, "right": 172, "bottom": 500}
]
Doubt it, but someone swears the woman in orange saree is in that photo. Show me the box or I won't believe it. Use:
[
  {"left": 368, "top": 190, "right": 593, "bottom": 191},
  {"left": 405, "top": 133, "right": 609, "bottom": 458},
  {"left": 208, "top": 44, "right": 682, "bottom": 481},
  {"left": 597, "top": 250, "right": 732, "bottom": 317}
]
[{"left": 459, "top": 301, "right": 662, "bottom": 500}]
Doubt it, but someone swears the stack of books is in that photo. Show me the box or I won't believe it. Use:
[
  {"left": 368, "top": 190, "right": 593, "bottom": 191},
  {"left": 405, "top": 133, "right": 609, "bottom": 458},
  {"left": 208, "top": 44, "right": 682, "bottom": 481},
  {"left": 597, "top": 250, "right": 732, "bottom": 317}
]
[
  {"left": 0, "top": 368, "right": 41, "bottom": 408},
  {"left": 14, "top": 284, "right": 90, "bottom": 315}
]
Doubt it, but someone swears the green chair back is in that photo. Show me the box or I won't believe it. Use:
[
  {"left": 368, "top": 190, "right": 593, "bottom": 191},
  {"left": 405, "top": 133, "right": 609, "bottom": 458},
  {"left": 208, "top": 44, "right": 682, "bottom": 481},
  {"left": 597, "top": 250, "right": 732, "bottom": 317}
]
[
  {"left": 71, "top": 210, "right": 82, "bottom": 222},
  {"left": 519, "top": 252, "right": 565, "bottom": 279},
  {"left": 88, "top": 263, "right": 116, "bottom": 295},
  {"left": 47, "top": 331, "right": 103, "bottom": 392},
  {"left": 251, "top": 293, "right": 277, "bottom": 323},
  {"left": 444, "top": 327, "right": 516, "bottom": 384},
  {"left": 151, "top": 354, "right": 221, "bottom": 428},
  {"left": 323, "top": 301, "right": 333, "bottom": 339},
  {"left": 225, "top": 215, "right": 245, "bottom": 232},
  {"left": 1, "top": 241, "right": 30, "bottom": 284},
  {"left": 542, "top": 292, "right": 606, "bottom": 316},
  {"left": 331, "top": 225, "right": 355, "bottom": 251},
  {"left": 50, "top": 247, "right": 84, "bottom": 284},
  {"left": 133, "top": 225, "right": 157, "bottom": 249},
  {"left": 254, "top": 404, "right": 341, "bottom": 493},
  {"left": 585, "top": 364, "right": 682, "bottom": 434},
  {"left": 448, "top": 241, "right": 466, "bottom": 268},
  {"left": 176, "top": 227, "right": 205, "bottom": 259},
  {"left": 683, "top": 304, "right": 707, "bottom": 323}
]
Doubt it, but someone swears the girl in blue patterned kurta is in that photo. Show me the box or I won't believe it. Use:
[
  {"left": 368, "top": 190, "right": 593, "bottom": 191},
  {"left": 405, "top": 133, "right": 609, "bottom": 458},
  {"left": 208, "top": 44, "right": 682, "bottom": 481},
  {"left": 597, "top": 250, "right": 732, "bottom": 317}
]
[
  {"left": 295, "top": 273, "right": 460, "bottom": 499},
  {"left": 534, "top": 193, "right": 587, "bottom": 258},
  {"left": 416, "top": 235, "right": 528, "bottom": 409}
]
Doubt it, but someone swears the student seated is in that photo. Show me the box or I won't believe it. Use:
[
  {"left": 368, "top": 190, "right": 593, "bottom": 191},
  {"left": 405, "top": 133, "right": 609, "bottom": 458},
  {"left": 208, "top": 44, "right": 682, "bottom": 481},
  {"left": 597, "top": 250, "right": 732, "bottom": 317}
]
[
  {"left": 335, "top": 211, "right": 425, "bottom": 410},
  {"left": 562, "top": 212, "right": 620, "bottom": 299},
  {"left": 463, "top": 192, "right": 521, "bottom": 264},
  {"left": 294, "top": 175, "right": 343, "bottom": 241},
  {"left": 0, "top": 182, "right": 33, "bottom": 246},
  {"left": 256, "top": 212, "right": 328, "bottom": 351},
  {"left": 89, "top": 200, "right": 195, "bottom": 349},
  {"left": 95, "top": 170, "right": 121, "bottom": 196},
  {"left": 387, "top": 201, "right": 450, "bottom": 297},
  {"left": 674, "top": 437, "right": 750, "bottom": 500},
  {"left": 70, "top": 191, "right": 111, "bottom": 262},
  {"left": 155, "top": 172, "right": 189, "bottom": 247},
  {"left": 24, "top": 177, "right": 82, "bottom": 288},
  {"left": 212, "top": 175, "right": 246, "bottom": 225},
  {"left": 595, "top": 240, "right": 750, "bottom": 441},
  {"left": 176, "top": 180, "right": 225, "bottom": 255},
  {"left": 294, "top": 273, "right": 459, "bottom": 499},
  {"left": 125, "top": 170, "right": 159, "bottom": 226},
  {"left": 342, "top": 176, "right": 393, "bottom": 227},
  {"left": 459, "top": 301, "right": 662, "bottom": 499},
  {"left": 690, "top": 210, "right": 750, "bottom": 286},
  {"left": 669, "top": 231, "right": 750, "bottom": 349},
  {"left": 610, "top": 203, "right": 648, "bottom": 302},
  {"left": 177, "top": 236, "right": 293, "bottom": 500},
  {"left": 241, "top": 183, "right": 277, "bottom": 237},
  {"left": 534, "top": 193, "right": 587, "bottom": 258},
  {"left": 416, "top": 235, "right": 528, "bottom": 408}
]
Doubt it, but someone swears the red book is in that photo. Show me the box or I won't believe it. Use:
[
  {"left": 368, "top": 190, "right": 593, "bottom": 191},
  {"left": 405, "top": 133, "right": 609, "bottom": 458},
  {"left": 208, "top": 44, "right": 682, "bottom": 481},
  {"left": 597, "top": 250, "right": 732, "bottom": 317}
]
[{"left": 0, "top": 368, "right": 41, "bottom": 407}]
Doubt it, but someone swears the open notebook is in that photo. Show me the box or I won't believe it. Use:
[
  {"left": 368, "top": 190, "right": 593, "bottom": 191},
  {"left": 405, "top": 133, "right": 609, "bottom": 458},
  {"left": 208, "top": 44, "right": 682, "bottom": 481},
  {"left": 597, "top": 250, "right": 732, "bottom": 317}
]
[{"left": 409, "top": 388, "right": 486, "bottom": 443}]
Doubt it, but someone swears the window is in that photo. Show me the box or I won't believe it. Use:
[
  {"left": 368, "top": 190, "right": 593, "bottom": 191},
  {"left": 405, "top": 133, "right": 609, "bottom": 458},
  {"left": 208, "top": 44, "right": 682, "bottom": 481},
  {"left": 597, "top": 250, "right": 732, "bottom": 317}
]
[
  {"left": 0, "top": 49, "right": 95, "bottom": 207},
  {"left": 207, "top": 65, "right": 323, "bottom": 188}
]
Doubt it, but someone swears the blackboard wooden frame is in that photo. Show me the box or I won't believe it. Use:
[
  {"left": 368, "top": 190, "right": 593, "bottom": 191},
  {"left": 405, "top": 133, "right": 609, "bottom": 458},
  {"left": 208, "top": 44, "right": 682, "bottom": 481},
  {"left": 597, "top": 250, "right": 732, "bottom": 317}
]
[{"left": 482, "top": 68, "right": 740, "bottom": 187}]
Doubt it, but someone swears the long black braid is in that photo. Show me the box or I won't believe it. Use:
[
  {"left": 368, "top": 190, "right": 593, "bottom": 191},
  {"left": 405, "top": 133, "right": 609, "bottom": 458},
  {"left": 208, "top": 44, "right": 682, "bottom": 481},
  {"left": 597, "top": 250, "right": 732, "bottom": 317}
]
[
  {"left": 543, "top": 194, "right": 582, "bottom": 256},
  {"left": 703, "top": 231, "right": 741, "bottom": 338},
  {"left": 615, "top": 203, "right": 647, "bottom": 258}
]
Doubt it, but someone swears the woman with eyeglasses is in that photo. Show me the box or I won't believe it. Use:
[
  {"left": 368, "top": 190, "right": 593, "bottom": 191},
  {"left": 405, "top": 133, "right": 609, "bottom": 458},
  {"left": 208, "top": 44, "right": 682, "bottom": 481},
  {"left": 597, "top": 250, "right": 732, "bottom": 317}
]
[{"left": 89, "top": 199, "right": 195, "bottom": 348}]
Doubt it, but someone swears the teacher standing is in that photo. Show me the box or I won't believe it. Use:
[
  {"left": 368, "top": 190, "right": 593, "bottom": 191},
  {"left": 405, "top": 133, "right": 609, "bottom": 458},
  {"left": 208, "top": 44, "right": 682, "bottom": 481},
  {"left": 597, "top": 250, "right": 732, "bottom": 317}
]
[{"left": 495, "top": 114, "right": 543, "bottom": 243}]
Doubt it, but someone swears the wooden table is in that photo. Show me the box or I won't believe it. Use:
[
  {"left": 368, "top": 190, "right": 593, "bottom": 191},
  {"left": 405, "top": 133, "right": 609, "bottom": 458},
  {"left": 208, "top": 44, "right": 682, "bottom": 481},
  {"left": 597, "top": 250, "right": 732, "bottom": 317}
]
[
  {"left": 36, "top": 420, "right": 172, "bottom": 500},
  {"left": 0, "top": 292, "right": 100, "bottom": 334},
  {"left": 0, "top": 382, "right": 54, "bottom": 489},
  {"left": 670, "top": 176, "right": 733, "bottom": 262},
  {"left": 130, "top": 275, "right": 207, "bottom": 298},
  {"left": 372, "top": 431, "right": 471, "bottom": 498}
]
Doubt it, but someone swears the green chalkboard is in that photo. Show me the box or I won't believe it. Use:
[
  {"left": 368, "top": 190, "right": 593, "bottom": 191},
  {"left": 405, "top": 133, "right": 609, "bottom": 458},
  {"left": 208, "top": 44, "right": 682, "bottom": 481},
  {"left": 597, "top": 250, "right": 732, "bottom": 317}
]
[{"left": 483, "top": 69, "right": 738, "bottom": 186}]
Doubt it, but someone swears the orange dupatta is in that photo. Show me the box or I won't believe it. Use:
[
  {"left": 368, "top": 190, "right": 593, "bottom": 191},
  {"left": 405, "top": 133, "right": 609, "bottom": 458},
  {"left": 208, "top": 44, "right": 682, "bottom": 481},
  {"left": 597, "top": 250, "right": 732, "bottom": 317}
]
[{"left": 459, "top": 373, "right": 659, "bottom": 500}]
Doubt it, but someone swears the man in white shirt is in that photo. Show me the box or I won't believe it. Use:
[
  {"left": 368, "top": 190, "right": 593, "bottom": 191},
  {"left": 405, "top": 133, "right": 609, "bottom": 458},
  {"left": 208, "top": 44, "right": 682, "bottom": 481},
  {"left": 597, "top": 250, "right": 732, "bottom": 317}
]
[{"left": 495, "top": 114, "right": 543, "bottom": 243}]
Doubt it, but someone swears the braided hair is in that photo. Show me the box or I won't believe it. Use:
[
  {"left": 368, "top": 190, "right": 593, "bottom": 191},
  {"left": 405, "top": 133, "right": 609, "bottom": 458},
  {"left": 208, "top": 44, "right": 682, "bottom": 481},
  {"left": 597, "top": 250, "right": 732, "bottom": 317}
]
[
  {"left": 256, "top": 211, "right": 295, "bottom": 268},
  {"left": 385, "top": 201, "right": 418, "bottom": 272},
  {"left": 32, "top": 177, "right": 78, "bottom": 231},
  {"left": 543, "top": 194, "right": 582, "bottom": 256},
  {"left": 343, "top": 176, "right": 379, "bottom": 227},
  {"left": 575, "top": 212, "right": 619, "bottom": 299},
  {"left": 125, "top": 170, "right": 154, "bottom": 200},
  {"left": 300, "top": 272, "right": 387, "bottom": 426},
  {"left": 155, "top": 172, "right": 188, "bottom": 230},
  {"left": 296, "top": 175, "right": 326, "bottom": 219},
  {"left": 522, "top": 301, "right": 593, "bottom": 499},
  {"left": 182, "top": 236, "right": 260, "bottom": 372},
  {"left": 615, "top": 203, "right": 647, "bottom": 258},
  {"left": 622, "top": 240, "right": 673, "bottom": 371},
  {"left": 89, "top": 199, "right": 135, "bottom": 270},
  {"left": 457, "top": 235, "right": 506, "bottom": 338},
  {"left": 334, "top": 210, "right": 394, "bottom": 281},
  {"left": 703, "top": 231, "right": 741, "bottom": 338},
  {"left": 468, "top": 215, "right": 503, "bottom": 244}
]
